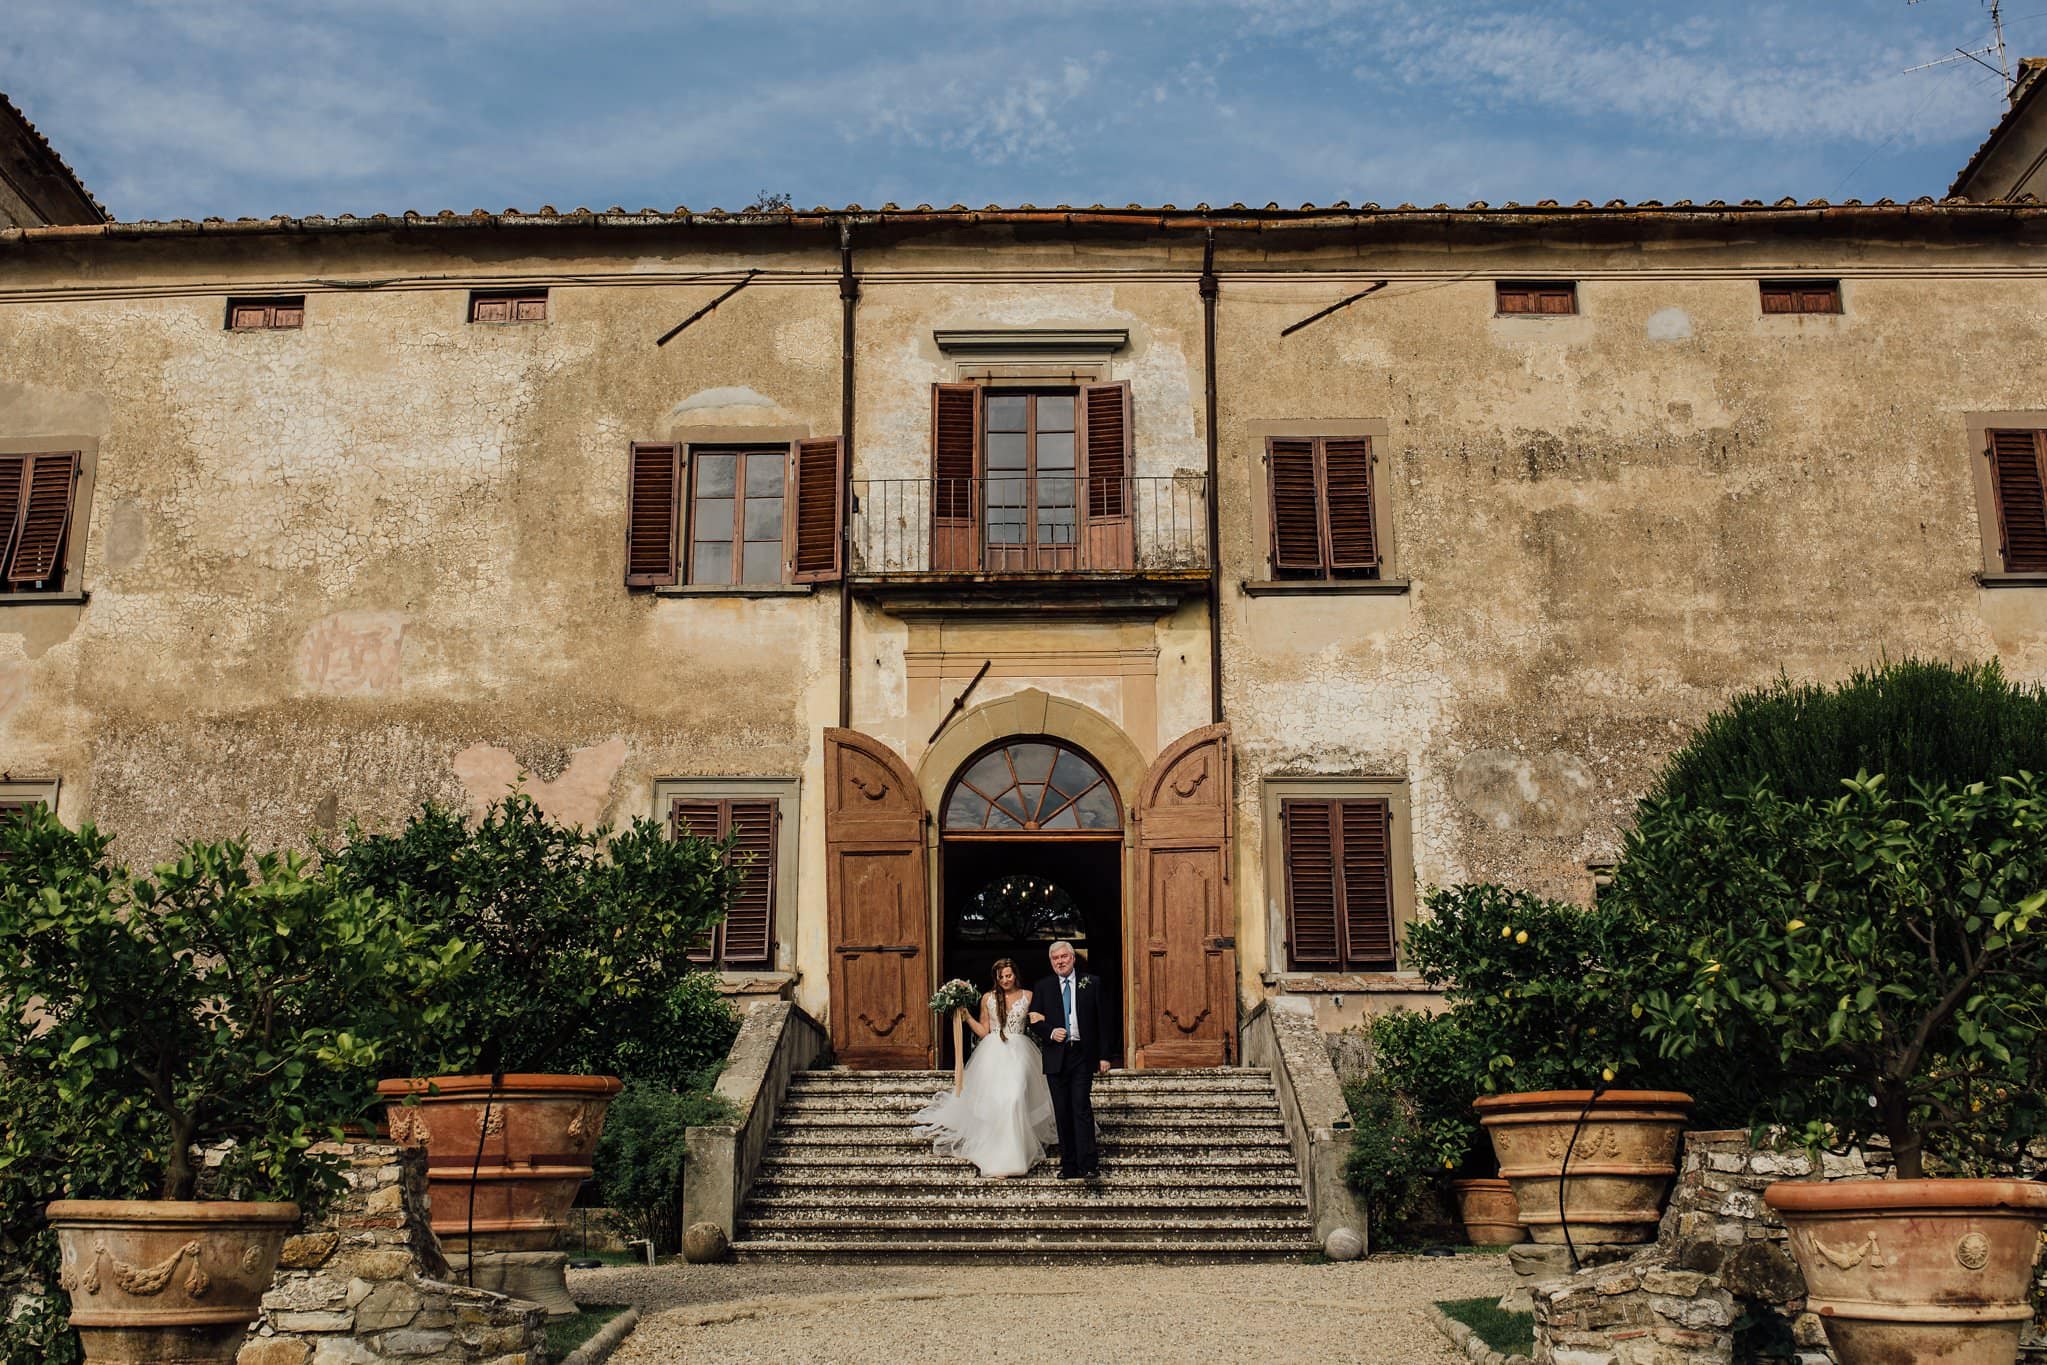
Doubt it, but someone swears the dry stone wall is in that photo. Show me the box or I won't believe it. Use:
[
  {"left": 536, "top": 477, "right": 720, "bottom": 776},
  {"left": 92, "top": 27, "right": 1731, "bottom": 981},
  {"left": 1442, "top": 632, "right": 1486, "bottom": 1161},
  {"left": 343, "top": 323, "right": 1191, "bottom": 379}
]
[{"left": 237, "top": 1140, "right": 546, "bottom": 1365}]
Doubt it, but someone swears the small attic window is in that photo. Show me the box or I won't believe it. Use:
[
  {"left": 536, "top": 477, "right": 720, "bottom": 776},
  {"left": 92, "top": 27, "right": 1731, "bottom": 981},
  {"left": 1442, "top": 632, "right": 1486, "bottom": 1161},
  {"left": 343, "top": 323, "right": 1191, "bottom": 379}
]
[
  {"left": 470, "top": 289, "right": 548, "bottom": 323},
  {"left": 226, "top": 297, "right": 304, "bottom": 330},
  {"left": 1760, "top": 280, "right": 1841, "bottom": 315},
  {"left": 1495, "top": 281, "right": 1577, "bottom": 316}
]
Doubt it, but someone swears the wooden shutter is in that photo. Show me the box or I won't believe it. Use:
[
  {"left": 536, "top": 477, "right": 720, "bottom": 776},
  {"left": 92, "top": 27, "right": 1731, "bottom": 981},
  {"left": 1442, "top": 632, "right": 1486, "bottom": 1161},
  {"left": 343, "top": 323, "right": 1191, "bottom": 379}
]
[
  {"left": 0, "top": 455, "right": 26, "bottom": 577},
  {"left": 1080, "top": 381, "right": 1134, "bottom": 570},
  {"left": 721, "top": 799, "right": 778, "bottom": 966},
  {"left": 471, "top": 296, "right": 512, "bottom": 323},
  {"left": 1322, "top": 437, "right": 1379, "bottom": 572},
  {"left": 1990, "top": 430, "right": 2047, "bottom": 573},
  {"left": 625, "top": 443, "right": 681, "bottom": 587},
  {"left": 513, "top": 295, "right": 547, "bottom": 322},
  {"left": 931, "top": 383, "right": 980, "bottom": 572},
  {"left": 1281, "top": 800, "right": 1340, "bottom": 968},
  {"left": 788, "top": 436, "right": 844, "bottom": 583},
  {"left": 8, "top": 454, "right": 76, "bottom": 586},
  {"left": 1498, "top": 282, "right": 1575, "bottom": 315},
  {"left": 1338, "top": 799, "right": 1396, "bottom": 966},
  {"left": 672, "top": 799, "right": 726, "bottom": 964},
  {"left": 1267, "top": 438, "right": 1323, "bottom": 573}
]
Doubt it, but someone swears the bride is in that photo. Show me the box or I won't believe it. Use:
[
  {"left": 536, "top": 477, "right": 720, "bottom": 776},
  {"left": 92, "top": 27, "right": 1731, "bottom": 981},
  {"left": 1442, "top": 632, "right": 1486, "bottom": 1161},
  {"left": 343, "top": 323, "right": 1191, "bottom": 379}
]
[{"left": 911, "top": 959, "right": 1058, "bottom": 1177}]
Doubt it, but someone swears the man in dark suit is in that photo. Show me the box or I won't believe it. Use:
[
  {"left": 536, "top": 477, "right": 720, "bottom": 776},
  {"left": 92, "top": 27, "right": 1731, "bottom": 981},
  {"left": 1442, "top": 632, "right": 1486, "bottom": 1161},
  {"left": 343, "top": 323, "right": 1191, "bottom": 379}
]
[{"left": 1030, "top": 939, "right": 1109, "bottom": 1179}]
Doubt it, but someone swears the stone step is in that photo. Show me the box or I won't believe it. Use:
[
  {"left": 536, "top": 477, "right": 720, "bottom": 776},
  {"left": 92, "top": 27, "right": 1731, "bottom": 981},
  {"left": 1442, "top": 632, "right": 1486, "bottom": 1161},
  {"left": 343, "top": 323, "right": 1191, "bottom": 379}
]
[
  {"left": 789, "top": 1070, "right": 1274, "bottom": 1093},
  {"left": 731, "top": 1237, "right": 1320, "bottom": 1264},
  {"left": 745, "top": 1191, "right": 1309, "bottom": 1215},
  {"left": 770, "top": 1121, "right": 1289, "bottom": 1144},
  {"left": 753, "top": 1158, "right": 1300, "bottom": 1184},
  {"left": 739, "top": 1213, "right": 1316, "bottom": 1237},
  {"left": 764, "top": 1135, "right": 1295, "bottom": 1159},
  {"left": 777, "top": 1096, "right": 1277, "bottom": 1113}
]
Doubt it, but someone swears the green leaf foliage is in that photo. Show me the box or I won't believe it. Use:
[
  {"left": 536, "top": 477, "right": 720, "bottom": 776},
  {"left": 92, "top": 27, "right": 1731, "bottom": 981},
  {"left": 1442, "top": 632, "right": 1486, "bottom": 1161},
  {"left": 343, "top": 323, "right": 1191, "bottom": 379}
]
[
  {"left": 325, "top": 793, "right": 739, "bottom": 1078},
  {"left": 1624, "top": 771, "right": 2047, "bottom": 1178},
  {"left": 1341, "top": 1009, "right": 1489, "bottom": 1234},
  {"left": 1651, "top": 658, "right": 2047, "bottom": 808},
  {"left": 593, "top": 1082, "right": 733, "bottom": 1254}
]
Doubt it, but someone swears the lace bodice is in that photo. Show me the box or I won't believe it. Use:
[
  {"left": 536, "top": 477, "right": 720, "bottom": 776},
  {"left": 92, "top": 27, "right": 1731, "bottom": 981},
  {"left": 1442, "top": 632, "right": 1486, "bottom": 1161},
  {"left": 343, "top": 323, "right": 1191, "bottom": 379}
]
[{"left": 985, "top": 992, "right": 1032, "bottom": 1033}]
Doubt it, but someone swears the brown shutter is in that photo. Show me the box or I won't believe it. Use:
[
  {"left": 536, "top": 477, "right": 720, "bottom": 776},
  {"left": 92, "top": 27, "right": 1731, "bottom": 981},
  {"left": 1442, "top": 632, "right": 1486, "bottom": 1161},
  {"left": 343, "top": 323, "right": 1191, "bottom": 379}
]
[
  {"left": 931, "top": 383, "right": 979, "bottom": 572},
  {"left": 513, "top": 295, "right": 547, "bottom": 322},
  {"left": 720, "top": 799, "right": 778, "bottom": 966},
  {"left": 471, "top": 297, "right": 512, "bottom": 323},
  {"left": 1079, "top": 381, "right": 1134, "bottom": 570},
  {"left": 1322, "top": 437, "right": 1379, "bottom": 573},
  {"left": 672, "top": 798, "right": 726, "bottom": 963},
  {"left": 1267, "top": 438, "right": 1324, "bottom": 574},
  {"left": 1990, "top": 430, "right": 2047, "bottom": 573},
  {"left": 8, "top": 453, "right": 76, "bottom": 586},
  {"left": 1338, "top": 799, "right": 1395, "bottom": 966},
  {"left": 0, "top": 455, "right": 26, "bottom": 577},
  {"left": 788, "top": 436, "right": 844, "bottom": 583},
  {"left": 272, "top": 300, "right": 304, "bottom": 328},
  {"left": 625, "top": 442, "right": 681, "bottom": 587},
  {"left": 1281, "top": 800, "right": 1340, "bottom": 968}
]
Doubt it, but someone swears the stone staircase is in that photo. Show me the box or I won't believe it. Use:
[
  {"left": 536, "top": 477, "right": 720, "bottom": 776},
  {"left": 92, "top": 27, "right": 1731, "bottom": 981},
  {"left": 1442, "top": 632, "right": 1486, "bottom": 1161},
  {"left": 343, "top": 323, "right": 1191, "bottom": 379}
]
[{"left": 732, "top": 1067, "right": 1320, "bottom": 1262}]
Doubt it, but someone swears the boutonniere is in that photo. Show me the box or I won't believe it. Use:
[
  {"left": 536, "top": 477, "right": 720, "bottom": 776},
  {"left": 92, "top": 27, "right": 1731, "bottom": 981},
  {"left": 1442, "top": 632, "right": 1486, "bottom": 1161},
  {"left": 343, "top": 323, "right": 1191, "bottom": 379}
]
[{"left": 1077, "top": 977, "right": 1095, "bottom": 992}]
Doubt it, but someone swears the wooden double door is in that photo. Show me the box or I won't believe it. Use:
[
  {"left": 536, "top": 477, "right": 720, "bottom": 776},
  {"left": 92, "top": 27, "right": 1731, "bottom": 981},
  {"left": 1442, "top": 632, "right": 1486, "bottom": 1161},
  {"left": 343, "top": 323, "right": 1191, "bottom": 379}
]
[{"left": 824, "top": 725, "right": 1237, "bottom": 1069}]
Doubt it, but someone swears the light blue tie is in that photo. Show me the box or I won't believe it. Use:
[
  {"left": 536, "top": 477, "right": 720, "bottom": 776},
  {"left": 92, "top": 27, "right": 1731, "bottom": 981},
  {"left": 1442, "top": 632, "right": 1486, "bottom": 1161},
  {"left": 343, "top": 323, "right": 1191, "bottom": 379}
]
[{"left": 1062, "top": 976, "right": 1075, "bottom": 1039}]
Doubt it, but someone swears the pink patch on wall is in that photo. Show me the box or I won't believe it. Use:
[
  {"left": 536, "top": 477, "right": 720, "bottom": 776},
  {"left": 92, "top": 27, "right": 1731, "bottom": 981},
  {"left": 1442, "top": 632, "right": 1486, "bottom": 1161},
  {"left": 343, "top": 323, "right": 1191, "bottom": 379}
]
[
  {"left": 297, "top": 612, "right": 407, "bottom": 696},
  {"left": 0, "top": 662, "right": 27, "bottom": 723},
  {"left": 451, "top": 738, "right": 629, "bottom": 830}
]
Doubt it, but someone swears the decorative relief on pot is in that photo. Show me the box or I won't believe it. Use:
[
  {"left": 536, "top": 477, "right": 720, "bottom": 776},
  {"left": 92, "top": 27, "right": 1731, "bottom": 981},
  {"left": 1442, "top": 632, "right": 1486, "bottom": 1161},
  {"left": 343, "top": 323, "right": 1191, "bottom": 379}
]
[
  {"left": 387, "top": 1107, "right": 429, "bottom": 1145},
  {"left": 59, "top": 1241, "right": 102, "bottom": 1296},
  {"left": 567, "top": 1103, "right": 594, "bottom": 1142},
  {"left": 1955, "top": 1231, "right": 1991, "bottom": 1270},
  {"left": 474, "top": 1105, "right": 507, "bottom": 1137},
  {"left": 238, "top": 1244, "right": 265, "bottom": 1277},
  {"left": 109, "top": 1238, "right": 203, "bottom": 1296},
  {"left": 1542, "top": 1127, "right": 1625, "bottom": 1161},
  {"left": 1808, "top": 1229, "right": 1888, "bottom": 1272}
]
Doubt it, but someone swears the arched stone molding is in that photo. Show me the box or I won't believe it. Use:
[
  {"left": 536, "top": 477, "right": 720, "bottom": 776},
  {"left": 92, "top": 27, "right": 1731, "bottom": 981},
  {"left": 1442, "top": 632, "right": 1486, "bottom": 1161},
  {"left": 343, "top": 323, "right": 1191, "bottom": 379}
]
[{"left": 915, "top": 687, "right": 1148, "bottom": 821}]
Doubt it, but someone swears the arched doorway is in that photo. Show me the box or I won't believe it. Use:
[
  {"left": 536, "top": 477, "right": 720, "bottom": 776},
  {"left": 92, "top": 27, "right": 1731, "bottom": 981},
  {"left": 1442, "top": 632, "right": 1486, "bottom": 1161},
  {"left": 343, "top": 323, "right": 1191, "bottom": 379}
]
[{"left": 938, "top": 737, "right": 1125, "bottom": 1066}]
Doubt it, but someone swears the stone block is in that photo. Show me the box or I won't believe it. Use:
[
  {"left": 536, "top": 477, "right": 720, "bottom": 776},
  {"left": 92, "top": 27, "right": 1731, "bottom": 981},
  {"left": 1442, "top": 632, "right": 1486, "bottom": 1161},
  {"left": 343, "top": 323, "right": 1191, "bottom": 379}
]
[
  {"left": 353, "top": 1280, "right": 424, "bottom": 1333},
  {"left": 1550, "top": 1350, "right": 1620, "bottom": 1365},
  {"left": 279, "top": 1233, "right": 340, "bottom": 1269},
  {"left": 271, "top": 1310, "right": 355, "bottom": 1333},
  {"left": 238, "top": 1341, "right": 313, "bottom": 1365},
  {"left": 1639, "top": 1269, "right": 1708, "bottom": 1296},
  {"left": 1790, "top": 1312, "right": 1829, "bottom": 1347},
  {"left": 309, "top": 1342, "right": 379, "bottom": 1365},
  {"left": 373, "top": 1328, "right": 453, "bottom": 1357},
  {"left": 264, "top": 1280, "right": 351, "bottom": 1313},
  {"left": 332, "top": 1249, "right": 414, "bottom": 1281},
  {"left": 1719, "top": 1242, "right": 1803, "bottom": 1302}
]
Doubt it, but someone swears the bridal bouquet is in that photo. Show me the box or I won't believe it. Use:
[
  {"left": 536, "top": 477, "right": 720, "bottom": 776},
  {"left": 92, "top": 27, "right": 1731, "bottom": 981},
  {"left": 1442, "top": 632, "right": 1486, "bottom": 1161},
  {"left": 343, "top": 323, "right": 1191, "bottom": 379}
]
[{"left": 929, "top": 979, "right": 979, "bottom": 1014}]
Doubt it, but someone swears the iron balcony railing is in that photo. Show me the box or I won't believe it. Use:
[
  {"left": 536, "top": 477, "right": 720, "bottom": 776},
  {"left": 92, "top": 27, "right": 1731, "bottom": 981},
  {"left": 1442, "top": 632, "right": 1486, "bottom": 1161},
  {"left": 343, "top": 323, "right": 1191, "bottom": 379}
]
[{"left": 849, "top": 474, "right": 1209, "bottom": 577}]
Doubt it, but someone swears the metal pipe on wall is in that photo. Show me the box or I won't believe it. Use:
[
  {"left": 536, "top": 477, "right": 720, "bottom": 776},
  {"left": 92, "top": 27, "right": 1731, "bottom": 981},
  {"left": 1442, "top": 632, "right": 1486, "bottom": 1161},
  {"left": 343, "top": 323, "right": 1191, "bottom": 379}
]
[
  {"left": 1201, "top": 228, "right": 1224, "bottom": 725},
  {"left": 837, "top": 223, "right": 859, "bottom": 729}
]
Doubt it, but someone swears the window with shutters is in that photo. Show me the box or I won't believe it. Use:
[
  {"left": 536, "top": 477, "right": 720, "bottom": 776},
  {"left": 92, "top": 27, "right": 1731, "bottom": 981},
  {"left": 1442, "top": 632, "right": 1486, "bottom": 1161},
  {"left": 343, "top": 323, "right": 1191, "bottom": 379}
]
[
  {"left": 225, "top": 296, "right": 304, "bottom": 330},
  {"left": 1979, "top": 425, "right": 2047, "bottom": 577},
  {"left": 1496, "top": 281, "right": 1577, "bottom": 316},
  {"left": 1264, "top": 435, "right": 1382, "bottom": 580},
  {"left": 469, "top": 288, "right": 548, "bottom": 324},
  {"left": 0, "top": 449, "right": 83, "bottom": 596},
  {"left": 1262, "top": 777, "right": 1415, "bottom": 977},
  {"left": 0, "top": 779, "right": 59, "bottom": 861},
  {"left": 622, "top": 437, "right": 842, "bottom": 590},
  {"left": 654, "top": 778, "right": 798, "bottom": 971},
  {"left": 1759, "top": 280, "right": 1841, "bottom": 315}
]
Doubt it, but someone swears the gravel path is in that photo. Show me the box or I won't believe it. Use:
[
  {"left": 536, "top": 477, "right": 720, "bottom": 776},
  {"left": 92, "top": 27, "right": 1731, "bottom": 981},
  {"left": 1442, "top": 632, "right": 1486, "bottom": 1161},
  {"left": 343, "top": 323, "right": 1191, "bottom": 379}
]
[{"left": 568, "top": 1255, "right": 1510, "bottom": 1364}]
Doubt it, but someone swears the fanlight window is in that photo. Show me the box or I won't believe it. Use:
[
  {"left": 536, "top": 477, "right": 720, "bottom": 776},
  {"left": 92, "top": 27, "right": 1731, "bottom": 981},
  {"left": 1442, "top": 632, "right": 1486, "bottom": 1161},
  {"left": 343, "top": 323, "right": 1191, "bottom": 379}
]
[{"left": 943, "top": 740, "right": 1118, "bottom": 832}]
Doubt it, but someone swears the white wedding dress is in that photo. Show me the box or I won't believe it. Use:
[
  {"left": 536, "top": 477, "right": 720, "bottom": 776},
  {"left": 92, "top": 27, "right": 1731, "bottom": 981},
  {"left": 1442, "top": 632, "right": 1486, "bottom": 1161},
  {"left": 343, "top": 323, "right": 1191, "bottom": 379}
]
[{"left": 912, "top": 992, "right": 1058, "bottom": 1177}]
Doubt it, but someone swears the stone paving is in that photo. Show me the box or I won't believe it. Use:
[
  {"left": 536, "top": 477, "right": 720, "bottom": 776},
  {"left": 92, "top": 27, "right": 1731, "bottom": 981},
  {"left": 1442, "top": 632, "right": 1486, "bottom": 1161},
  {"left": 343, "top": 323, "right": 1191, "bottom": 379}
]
[{"left": 569, "top": 1255, "right": 1512, "bottom": 1364}]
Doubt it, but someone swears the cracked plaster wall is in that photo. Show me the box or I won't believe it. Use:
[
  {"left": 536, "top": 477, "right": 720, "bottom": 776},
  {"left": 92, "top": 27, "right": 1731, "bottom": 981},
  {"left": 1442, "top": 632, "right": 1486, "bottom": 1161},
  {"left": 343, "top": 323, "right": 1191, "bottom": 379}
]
[{"left": 3, "top": 224, "right": 2046, "bottom": 1023}]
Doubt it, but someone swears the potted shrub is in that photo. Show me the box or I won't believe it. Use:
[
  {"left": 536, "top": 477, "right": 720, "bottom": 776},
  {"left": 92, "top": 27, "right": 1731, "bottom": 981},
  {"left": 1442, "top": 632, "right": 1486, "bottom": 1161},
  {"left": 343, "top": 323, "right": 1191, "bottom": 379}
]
[
  {"left": 1348, "top": 1008, "right": 1522, "bottom": 1245},
  {"left": 331, "top": 794, "right": 734, "bottom": 1315},
  {"left": 1406, "top": 884, "right": 1694, "bottom": 1246},
  {"left": 1636, "top": 772, "right": 2047, "bottom": 1364},
  {"left": 0, "top": 809, "right": 463, "bottom": 1365}
]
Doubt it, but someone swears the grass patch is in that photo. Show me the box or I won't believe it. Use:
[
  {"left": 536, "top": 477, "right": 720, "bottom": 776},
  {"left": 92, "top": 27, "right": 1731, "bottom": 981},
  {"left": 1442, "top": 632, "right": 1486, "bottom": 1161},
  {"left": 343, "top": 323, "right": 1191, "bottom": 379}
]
[
  {"left": 546, "top": 1304, "right": 628, "bottom": 1359},
  {"left": 1436, "top": 1296, "right": 1534, "bottom": 1358}
]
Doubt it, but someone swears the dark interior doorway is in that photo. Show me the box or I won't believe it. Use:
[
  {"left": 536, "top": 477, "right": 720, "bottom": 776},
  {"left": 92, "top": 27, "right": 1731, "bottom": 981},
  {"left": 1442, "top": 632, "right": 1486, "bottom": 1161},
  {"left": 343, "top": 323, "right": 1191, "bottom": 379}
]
[{"left": 938, "top": 839, "right": 1123, "bottom": 1069}]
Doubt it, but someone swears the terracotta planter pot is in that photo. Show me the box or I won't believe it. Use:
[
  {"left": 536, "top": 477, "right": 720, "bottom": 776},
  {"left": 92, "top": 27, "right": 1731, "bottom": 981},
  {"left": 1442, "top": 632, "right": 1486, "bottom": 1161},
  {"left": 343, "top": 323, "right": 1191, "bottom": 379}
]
[
  {"left": 376, "top": 1073, "right": 620, "bottom": 1315},
  {"left": 1449, "top": 1177, "right": 1528, "bottom": 1245},
  {"left": 1766, "top": 1178, "right": 2047, "bottom": 1365},
  {"left": 1473, "top": 1089, "right": 1692, "bottom": 1244},
  {"left": 45, "top": 1198, "right": 299, "bottom": 1365}
]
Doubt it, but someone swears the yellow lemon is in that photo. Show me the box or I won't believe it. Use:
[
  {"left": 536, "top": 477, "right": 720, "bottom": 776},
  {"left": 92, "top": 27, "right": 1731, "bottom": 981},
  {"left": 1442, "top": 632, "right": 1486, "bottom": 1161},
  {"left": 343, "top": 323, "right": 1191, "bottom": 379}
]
[
  {"left": 1703, "top": 962, "right": 1722, "bottom": 974},
  {"left": 1515, "top": 930, "right": 1528, "bottom": 944},
  {"left": 1601, "top": 1068, "right": 1615, "bottom": 1082},
  {"left": 1443, "top": 1159, "right": 1454, "bottom": 1169},
  {"left": 1785, "top": 919, "right": 1805, "bottom": 933},
  {"left": 1501, "top": 925, "right": 1513, "bottom": 939}
]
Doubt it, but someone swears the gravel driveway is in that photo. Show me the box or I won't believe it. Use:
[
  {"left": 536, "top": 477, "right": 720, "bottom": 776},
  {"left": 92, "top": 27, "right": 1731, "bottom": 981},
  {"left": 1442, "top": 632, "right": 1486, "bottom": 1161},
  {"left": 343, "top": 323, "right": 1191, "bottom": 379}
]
[{"left": 568, "top": 1255, "right": 1511, "bottom": 1364}]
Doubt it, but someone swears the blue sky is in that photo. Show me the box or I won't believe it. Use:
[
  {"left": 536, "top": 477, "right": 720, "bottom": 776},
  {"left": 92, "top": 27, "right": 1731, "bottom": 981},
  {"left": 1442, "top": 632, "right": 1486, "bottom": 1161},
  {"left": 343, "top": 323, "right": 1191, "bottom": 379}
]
[{"left": 2, "top": 1, "right": 2031, "bottom": 220}]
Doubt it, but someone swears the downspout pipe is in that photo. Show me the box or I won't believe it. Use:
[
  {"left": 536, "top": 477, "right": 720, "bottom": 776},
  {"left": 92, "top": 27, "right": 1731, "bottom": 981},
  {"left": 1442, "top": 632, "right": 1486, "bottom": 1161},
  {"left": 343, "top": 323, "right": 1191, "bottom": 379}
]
[
  {"left": 1201, "top": 228, "right": 1224, "bottom": 725},
  {"left": 837, "top": 223, "right": 858, "bottom": 729}
]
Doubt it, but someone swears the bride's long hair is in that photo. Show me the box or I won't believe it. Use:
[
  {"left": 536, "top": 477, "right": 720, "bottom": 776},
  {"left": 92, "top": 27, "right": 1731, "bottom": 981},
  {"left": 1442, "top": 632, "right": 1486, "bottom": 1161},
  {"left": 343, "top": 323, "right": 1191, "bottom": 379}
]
[{"left": 989, "top": 959, "right": 1019, "bottom": 1039}]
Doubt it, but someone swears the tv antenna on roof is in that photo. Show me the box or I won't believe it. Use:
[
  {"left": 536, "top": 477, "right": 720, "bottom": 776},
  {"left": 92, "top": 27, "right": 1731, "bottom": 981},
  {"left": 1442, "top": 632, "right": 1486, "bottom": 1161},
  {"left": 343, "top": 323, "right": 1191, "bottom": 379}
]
[{"left": 1904, "top": 0, "right": 2013, "bottom": 98}]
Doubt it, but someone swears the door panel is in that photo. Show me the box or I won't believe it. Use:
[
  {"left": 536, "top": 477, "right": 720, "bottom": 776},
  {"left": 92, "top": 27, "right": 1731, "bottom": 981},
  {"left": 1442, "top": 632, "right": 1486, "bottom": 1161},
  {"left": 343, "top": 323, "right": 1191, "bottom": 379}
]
[
  {"left": 1131, "top": 724, "right": 1237, "bottom": 1068},
  {"left": 824, "top": 728, "right": 933, "bottom": 1068}
]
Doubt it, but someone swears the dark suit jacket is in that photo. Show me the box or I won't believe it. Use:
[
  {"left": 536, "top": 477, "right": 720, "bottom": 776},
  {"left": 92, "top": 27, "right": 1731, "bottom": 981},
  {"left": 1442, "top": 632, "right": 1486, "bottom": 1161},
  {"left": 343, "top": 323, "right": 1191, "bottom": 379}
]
[{"left": 1029, "top": 971, "right": 1104, "bottom": 1074}]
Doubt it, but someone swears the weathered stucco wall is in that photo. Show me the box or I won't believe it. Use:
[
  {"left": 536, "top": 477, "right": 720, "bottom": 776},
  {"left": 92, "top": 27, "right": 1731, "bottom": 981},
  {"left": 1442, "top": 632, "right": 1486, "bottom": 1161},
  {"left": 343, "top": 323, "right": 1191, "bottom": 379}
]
[{"left": 5, "top": 218, "right": 2046, "bottom": 1030}]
